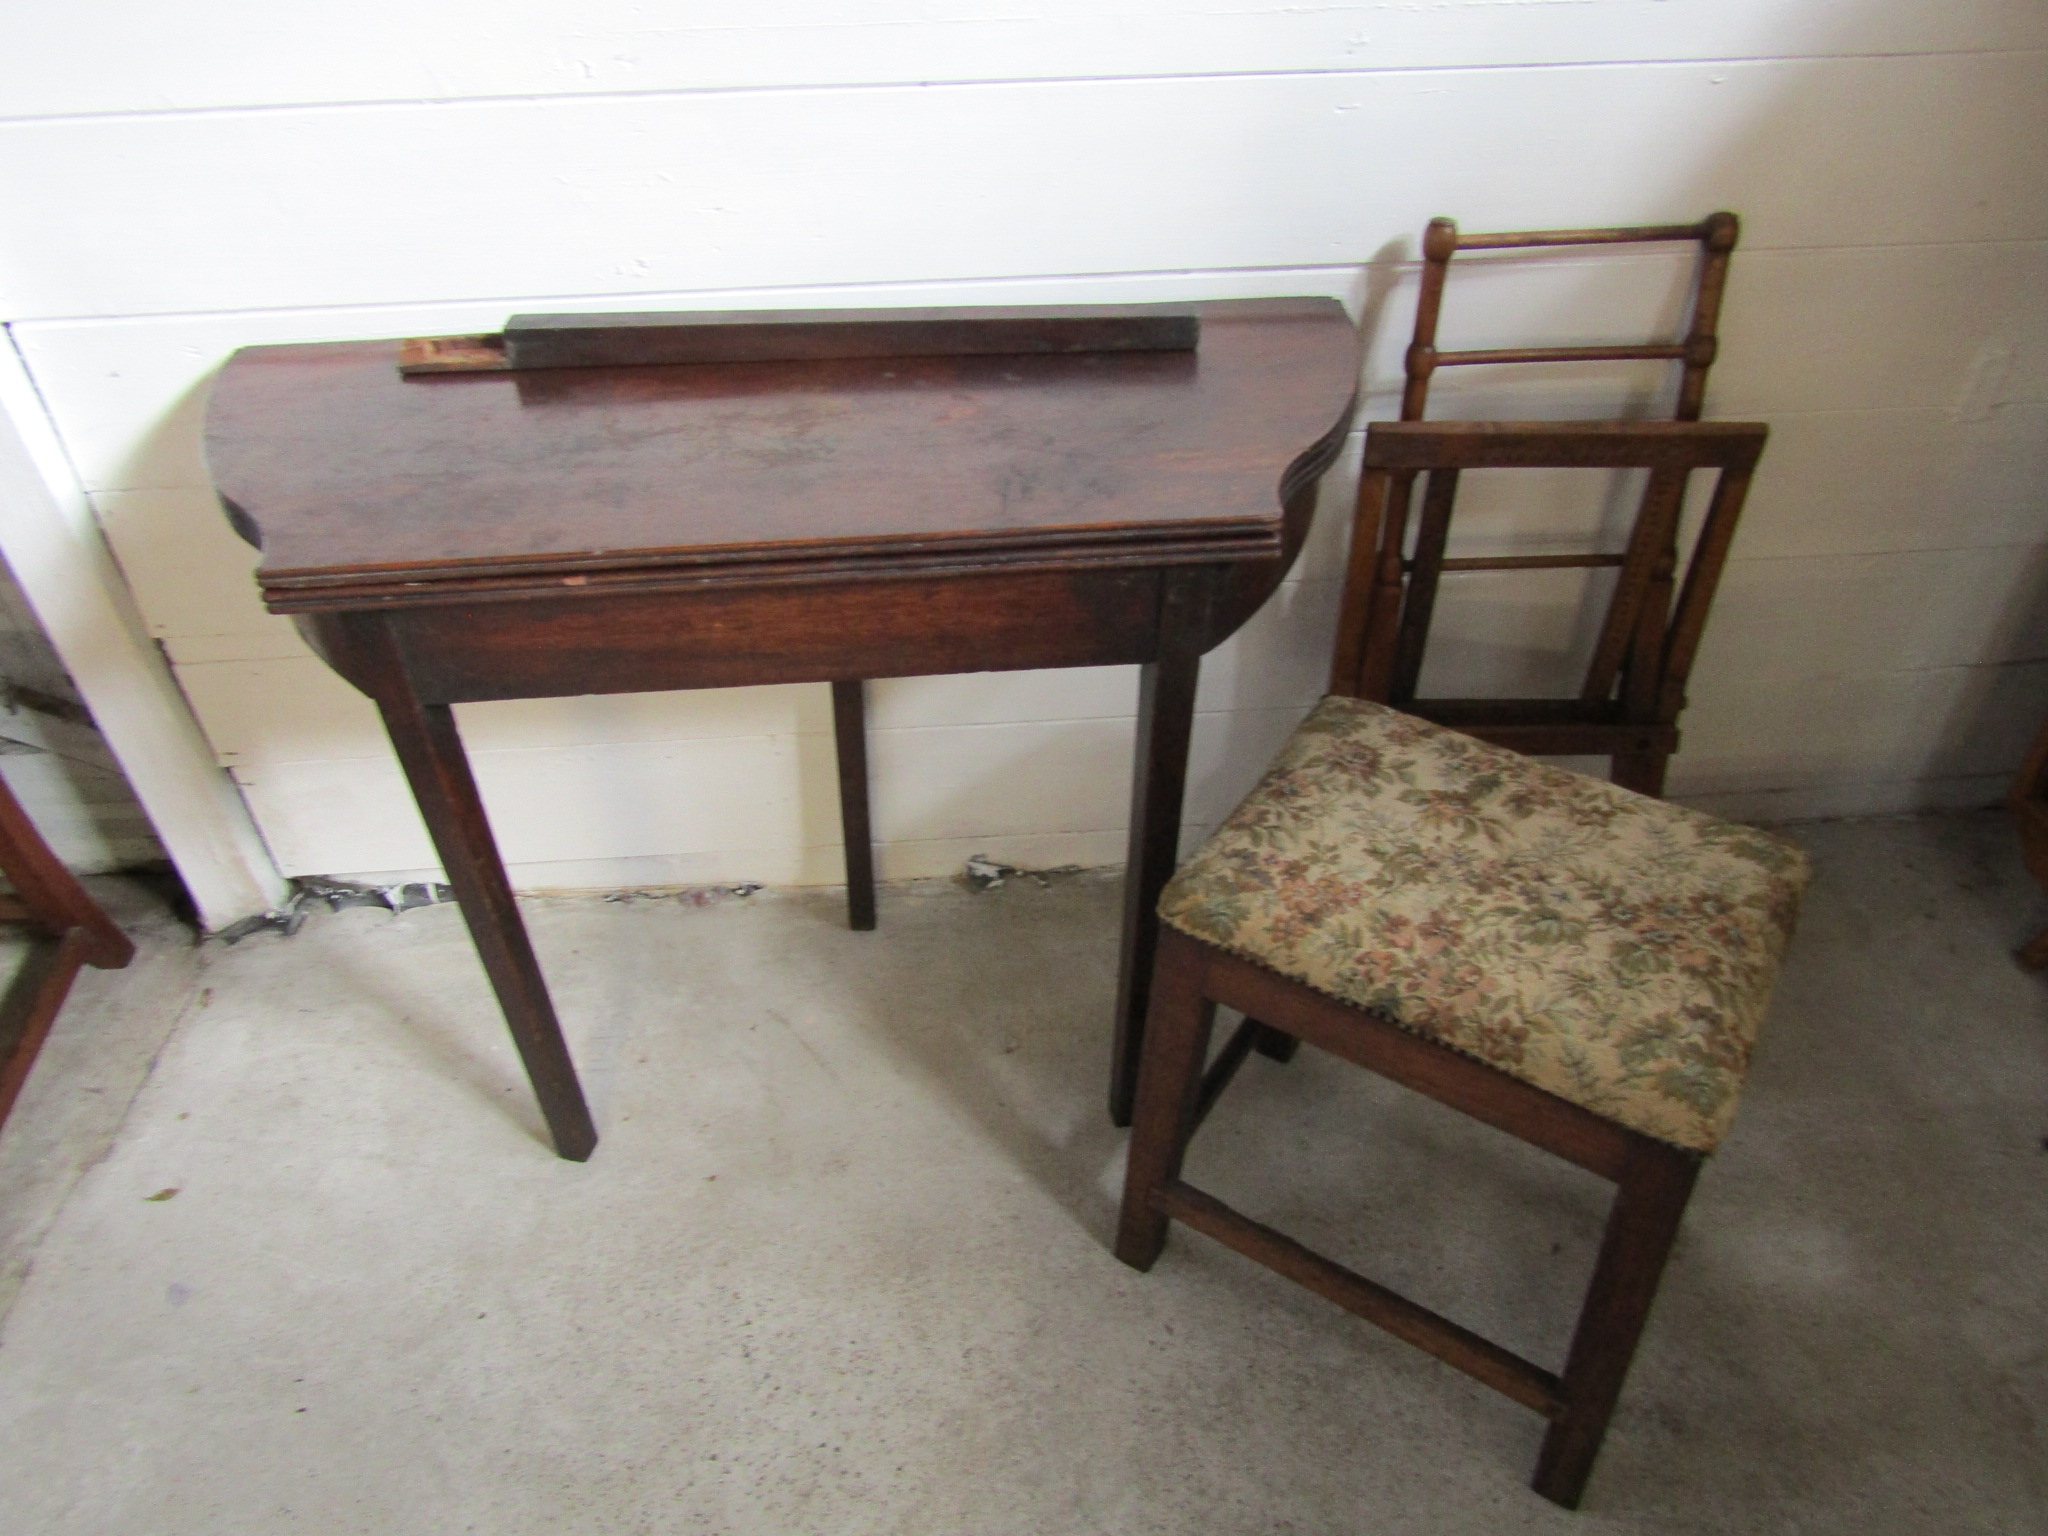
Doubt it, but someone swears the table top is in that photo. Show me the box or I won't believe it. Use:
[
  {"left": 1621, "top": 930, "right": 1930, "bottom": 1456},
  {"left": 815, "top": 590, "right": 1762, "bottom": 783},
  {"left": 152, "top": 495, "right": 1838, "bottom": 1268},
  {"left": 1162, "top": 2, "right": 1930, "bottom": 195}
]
[{"left": 206, "top": 297, "right": 1360, "bottom": 612}]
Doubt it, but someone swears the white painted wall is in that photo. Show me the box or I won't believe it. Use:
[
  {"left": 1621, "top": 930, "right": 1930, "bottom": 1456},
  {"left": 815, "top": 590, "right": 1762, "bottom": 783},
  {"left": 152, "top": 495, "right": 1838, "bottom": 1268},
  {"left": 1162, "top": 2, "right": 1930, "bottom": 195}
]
[
  {"left": 0, "top": 340, "right": 290, "bottom": 924},
  {"left": 1, "top": 2, "right": 2043, "bottom": 896}
]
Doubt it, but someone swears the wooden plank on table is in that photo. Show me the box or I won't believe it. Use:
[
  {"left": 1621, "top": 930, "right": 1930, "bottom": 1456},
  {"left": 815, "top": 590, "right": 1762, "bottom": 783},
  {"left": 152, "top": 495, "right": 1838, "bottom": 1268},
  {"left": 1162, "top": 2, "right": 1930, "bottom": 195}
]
[
  {"left": 496, "top": 305, "right": 1200, "bottom": 370},
  {"left": 397, "top": 306, "right": 1201, "bottom": 375}
]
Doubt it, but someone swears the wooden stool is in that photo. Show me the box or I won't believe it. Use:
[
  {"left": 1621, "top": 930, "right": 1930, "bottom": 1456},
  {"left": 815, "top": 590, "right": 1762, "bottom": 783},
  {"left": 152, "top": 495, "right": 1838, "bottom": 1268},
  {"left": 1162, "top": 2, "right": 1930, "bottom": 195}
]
[
  {"left": 1117, "top": 421, "right": 1805, "bottom": 1508},
  {"left": 0, "top": 770, "right": 135, "bottom": 1132}
]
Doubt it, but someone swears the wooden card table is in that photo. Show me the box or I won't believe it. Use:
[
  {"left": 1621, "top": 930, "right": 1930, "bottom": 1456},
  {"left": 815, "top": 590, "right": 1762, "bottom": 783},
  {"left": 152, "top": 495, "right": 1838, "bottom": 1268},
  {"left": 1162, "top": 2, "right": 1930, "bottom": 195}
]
[{"left": 205, "top": 298, "right": 1360, "bottom": 1160}]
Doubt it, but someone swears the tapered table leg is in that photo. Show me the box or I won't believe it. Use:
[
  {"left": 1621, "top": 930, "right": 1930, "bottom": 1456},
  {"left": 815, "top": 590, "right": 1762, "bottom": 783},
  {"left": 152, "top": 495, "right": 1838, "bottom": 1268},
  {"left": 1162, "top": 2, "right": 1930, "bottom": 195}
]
[
  {"left": 1116, "top": 927, "right": 1218, "bottom": 1268},
  {"left": 1110, "top": 640, "right": 1202, "bottom": 1128},
  {"left": 373, "top": 677, "right": 598, "bottom": 1162},
  {"left": 831, "top": 679, "right": 878, "bottom": 931}
]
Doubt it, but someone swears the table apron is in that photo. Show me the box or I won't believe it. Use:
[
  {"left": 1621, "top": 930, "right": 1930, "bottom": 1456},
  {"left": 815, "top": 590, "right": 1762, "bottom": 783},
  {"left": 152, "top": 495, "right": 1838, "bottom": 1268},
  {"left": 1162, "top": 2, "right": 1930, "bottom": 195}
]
[{"left": 310, "top": 565, "right": 1195, "bottom": 705}]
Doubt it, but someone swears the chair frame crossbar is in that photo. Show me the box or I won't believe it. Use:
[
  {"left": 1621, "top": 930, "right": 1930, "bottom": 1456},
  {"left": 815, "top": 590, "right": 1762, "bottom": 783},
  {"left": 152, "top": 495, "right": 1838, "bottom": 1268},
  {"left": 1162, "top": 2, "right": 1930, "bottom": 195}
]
[{"left": 1403, "top": 214, "right": 1739, "bottom": 424}]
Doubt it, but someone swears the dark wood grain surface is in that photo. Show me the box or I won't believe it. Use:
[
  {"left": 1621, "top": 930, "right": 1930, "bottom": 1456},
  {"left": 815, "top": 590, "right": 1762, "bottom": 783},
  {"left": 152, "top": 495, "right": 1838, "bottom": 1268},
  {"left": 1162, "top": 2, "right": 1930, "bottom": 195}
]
[
  {"left": 202, "top": 296, "right": 1360, "bottom": 1160},
  {"left": 500, "top": 303, "right": 1201, "bottom": 369},
  {"left": 208, "top": 297, "right": 1359, "bottom": 612}
]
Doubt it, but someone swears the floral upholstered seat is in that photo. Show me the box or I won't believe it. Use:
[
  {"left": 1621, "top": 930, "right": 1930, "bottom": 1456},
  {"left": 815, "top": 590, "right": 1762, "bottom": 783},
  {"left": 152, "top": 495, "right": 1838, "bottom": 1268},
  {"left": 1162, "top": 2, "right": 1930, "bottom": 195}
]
[{"left": 1159, "top": 697, "right": 1811, "bottom": 1152}]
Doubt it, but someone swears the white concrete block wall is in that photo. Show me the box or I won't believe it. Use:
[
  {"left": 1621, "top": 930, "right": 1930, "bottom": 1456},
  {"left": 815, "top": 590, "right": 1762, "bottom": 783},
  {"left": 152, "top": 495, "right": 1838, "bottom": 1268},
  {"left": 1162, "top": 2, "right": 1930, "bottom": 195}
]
[{"left": 0, "top": 2, "right": 2043, "bottom": 890}]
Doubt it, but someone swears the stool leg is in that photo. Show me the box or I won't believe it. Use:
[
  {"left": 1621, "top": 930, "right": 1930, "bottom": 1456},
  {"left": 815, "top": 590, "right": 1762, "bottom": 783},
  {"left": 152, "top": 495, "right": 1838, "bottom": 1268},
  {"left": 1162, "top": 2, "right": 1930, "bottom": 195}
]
[
  {"left": 831, "top": 680, "right": 877, "bottom": 931},
  {"left": 1248, "top": 1021, "right": 1300, "bottom": 1062},
  {"left": 1116, "top": 928, "right": 1217, "bottom": 1271},
  {"left": 2017, "top": 926, "right": 2048, "bottom": 970},
  {"left": 1533, "top": 1140, "right": 1700, "bottom": 1508}
]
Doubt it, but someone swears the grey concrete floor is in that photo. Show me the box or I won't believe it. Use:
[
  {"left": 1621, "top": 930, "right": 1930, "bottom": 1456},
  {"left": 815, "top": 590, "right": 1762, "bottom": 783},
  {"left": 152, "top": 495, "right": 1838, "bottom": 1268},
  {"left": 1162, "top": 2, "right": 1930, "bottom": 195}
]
[{"left": 0, "top": 813, "right": 2043, "bottom": 1534}]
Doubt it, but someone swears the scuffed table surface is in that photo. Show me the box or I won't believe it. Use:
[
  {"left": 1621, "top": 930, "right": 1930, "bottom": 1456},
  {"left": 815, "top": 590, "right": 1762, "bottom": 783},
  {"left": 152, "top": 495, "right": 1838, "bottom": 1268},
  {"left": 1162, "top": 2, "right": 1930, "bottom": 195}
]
[{"left": 206, "top": 297, "right": 1361, "bottom": 613}]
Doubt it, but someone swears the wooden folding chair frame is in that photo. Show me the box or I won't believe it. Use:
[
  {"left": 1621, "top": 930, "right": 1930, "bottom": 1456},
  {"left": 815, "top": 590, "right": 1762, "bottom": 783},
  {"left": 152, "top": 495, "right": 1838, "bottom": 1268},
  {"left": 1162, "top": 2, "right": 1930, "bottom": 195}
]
[
  {"left": 1381, "top": 214, "right": 1742, "bottom": 795},
  {"left": 1329, "top": 420, "right": 1767, "bottom": 795}
]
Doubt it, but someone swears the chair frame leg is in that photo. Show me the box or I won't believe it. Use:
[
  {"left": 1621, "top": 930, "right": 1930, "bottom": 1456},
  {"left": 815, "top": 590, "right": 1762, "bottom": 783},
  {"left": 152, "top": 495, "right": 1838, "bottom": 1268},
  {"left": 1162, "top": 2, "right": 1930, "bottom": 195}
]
[
  {"left": 0, "top": 770, "right": 134, "bottom": 1137},
  {"left": 0, "top": 928, "right": 97, "bottom": 1132},
  {"left": 1119, "top": 928, "right": 1710, "bottom": 1509},
  {"left": 1610, "top": 748, "right": 1671, "bottom": 799}
]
